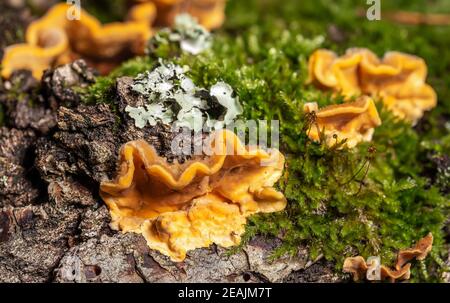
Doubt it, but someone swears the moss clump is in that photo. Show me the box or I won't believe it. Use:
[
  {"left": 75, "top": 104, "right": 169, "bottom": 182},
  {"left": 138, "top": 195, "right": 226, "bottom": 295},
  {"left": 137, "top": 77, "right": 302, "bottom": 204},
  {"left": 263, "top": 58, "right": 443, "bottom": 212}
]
[
  {"left": 80, "top": 0, "right": 128, "bottom": 24},
  {"left": 78, "top": 0, "right": 449, "bottom": 281},
  {"left": 79, "top": 56, "right": 156, "bottom": 105}
]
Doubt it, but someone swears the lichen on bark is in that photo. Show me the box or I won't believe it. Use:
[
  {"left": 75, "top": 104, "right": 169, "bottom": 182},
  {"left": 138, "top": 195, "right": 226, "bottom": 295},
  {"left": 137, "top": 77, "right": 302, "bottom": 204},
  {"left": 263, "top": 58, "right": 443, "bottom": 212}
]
[{"left": 0, "top": 0, "right": 449, "bottom": 283}]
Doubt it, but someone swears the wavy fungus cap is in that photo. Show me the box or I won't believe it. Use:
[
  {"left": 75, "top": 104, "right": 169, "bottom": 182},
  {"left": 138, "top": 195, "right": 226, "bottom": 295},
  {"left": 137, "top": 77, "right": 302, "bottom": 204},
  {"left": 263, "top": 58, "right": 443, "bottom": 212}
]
[
  {"left": 1, "top": 3, "right": 156, "bottom": 79},
  {"left": 307, "top": 48, "right": 437, "bottom": 124},
  {"left": 343, "top": 233, "right": 432, "bottom": 282},
  {"left": 138, "top": 0, "right": 226, "bottom": 30},
  {"left": 395, "top": 232, "right": 433, "bottom": 270},
  {"left": 303, "top": 96, "right": 381, "bottom": 149},
  {"left": 343, "top": 256, "right": 368, "bottom": 282},
  {"left": 100, "top": 129, "right": 287, "bottom": 261}
]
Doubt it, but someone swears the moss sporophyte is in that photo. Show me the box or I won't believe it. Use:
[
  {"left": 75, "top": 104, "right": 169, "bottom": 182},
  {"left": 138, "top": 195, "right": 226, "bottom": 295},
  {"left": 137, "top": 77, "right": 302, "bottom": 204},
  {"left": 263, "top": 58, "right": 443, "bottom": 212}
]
[{"left": 61, "top": 0, "right": 450, "bottom": 282}]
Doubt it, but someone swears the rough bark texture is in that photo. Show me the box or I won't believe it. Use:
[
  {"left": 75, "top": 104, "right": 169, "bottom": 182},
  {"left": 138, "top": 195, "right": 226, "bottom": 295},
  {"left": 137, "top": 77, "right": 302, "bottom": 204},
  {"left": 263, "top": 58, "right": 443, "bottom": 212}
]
[
  {"left": 444, "top": 250, "right": 450, "bottom": 283},
  {"left": 0, "top": 60, "right": 346, "bottom": 283}
]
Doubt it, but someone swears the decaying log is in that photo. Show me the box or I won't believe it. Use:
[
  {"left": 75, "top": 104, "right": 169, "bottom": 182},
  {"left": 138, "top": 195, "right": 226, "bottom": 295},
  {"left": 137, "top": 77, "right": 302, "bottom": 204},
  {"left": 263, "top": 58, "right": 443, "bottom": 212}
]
[{"left": 0, "top": 60, "right": 344, "bottom": 283}]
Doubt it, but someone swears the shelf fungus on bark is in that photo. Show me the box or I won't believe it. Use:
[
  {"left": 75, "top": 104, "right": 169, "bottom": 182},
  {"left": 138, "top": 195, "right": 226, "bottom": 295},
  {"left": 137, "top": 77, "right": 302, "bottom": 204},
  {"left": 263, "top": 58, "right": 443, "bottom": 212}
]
[
  {"left": 99, "top": 129, "right": 287, "bottom": 261},
  {"left": 303, "top": 96, "right": 382, "bottom": 149},
  {"left": 343, "top": 233, "right": 433, "bottom": 282},
  {"left": 1, "top": 2, "right": 156, "bottom": 79},
  {"left": 307, "top": 48, "right": 437, "bottom": 124},
  {"left": 136, "top": 0, "right": 226, "bottom": 30}
]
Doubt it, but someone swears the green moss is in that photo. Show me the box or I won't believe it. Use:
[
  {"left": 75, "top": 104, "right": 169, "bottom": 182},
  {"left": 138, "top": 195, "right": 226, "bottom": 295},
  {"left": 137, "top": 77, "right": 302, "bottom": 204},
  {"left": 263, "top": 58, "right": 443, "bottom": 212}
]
[
  {"left": 79, "top": 56, "right": 156, "bottom": 104},
  {"left": 78, "top": 0, "right": 128, "bottom": 23},
  {"left": 80, "top": 0, "right": 449, "bottom": 281}
]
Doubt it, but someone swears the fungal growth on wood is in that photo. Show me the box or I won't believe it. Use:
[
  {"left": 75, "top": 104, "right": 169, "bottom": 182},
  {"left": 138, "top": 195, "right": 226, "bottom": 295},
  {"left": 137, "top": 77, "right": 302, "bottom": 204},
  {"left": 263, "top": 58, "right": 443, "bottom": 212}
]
[
  {"left": 395, "top": 232, "right": 434, "bottom": 270},
  {"left": 303, "top": 96, "right": 382, "bottom": 149},
  {"left": 1, "top": 2, "right": 156, "bottom": 79},
  {"left": 0, "top": 0, "right": 447, "bottom": 284},
  {"left": 343, "top": 233, "right": 433, "bottom": 282},
  {"left": 342, "top": 256, "right": 368, "bottom": 281},
  {"left": 138, "top": 0, "right": 227, "bottom": 30},
  {"left": 100, "top": 129, "right": 287, "bottom": 261},
  {"left": 307, "top": 48, "right": 437, "bottom": 124}
]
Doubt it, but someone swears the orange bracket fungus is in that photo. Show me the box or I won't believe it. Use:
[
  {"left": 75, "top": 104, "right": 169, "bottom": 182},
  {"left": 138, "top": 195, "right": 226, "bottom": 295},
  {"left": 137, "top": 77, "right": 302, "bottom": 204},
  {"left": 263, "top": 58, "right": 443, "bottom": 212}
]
[
  {"left": 1, "top": 2, "right": 156, "bottom": 79},
  {"left": 136, "top": 0, "right": 226, "bottom": 30},
  {"left": 307, "top": 48, "right": 437, "bottom": 124},
  {"left": 303, "top": 96, "right": 382, "bottom": 149},
  {"left": 100, "top": 129, "right": 287, "bottom": 261},
  {"left": 343, "top": 233, "right": 433, "bottom": 282}
]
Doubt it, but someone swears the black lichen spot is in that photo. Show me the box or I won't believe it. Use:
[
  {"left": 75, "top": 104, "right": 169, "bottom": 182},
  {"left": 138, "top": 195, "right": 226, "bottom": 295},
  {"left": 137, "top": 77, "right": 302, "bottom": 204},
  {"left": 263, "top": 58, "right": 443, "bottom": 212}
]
[{"left": 195, "top": 89, "right": 225, "bottom": 119}]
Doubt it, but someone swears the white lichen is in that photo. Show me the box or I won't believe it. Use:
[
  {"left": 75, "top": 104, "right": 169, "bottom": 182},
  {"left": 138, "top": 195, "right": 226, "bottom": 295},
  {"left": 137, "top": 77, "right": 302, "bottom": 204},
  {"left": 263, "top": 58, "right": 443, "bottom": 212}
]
[
  {"left": 0, "top": 175, "right": 7, "bottom": 187},
  {"left": 125, "top": 104, "right": 173, "bottom": 128},
  {"left": 127, "top": 60, "right": 243, "bottom": 132},
  {"left": 151, "top": 14, "right": 212, "bottom": 55},
  {"left": 210, "top": 82, "right": 244, "bottom": 125}
]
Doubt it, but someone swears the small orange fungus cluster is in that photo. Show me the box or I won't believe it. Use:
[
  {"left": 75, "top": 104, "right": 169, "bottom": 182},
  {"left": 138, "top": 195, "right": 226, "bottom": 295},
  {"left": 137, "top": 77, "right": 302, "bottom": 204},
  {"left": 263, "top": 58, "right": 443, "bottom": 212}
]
[
  {"left": 343, "top": 233, "right": 433, "bottom": 282},
  {"left": 303, "top": 96, "right": 382, "bottom": 149},
  {"left": 307, "top": 48, "right": 437, "bottom": 125},
  {"left": 137, "top": 0, "right": 226, "bottom": 30},
  {"left": 1, "top": 0, "right": 226, "bottom": 79}
]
